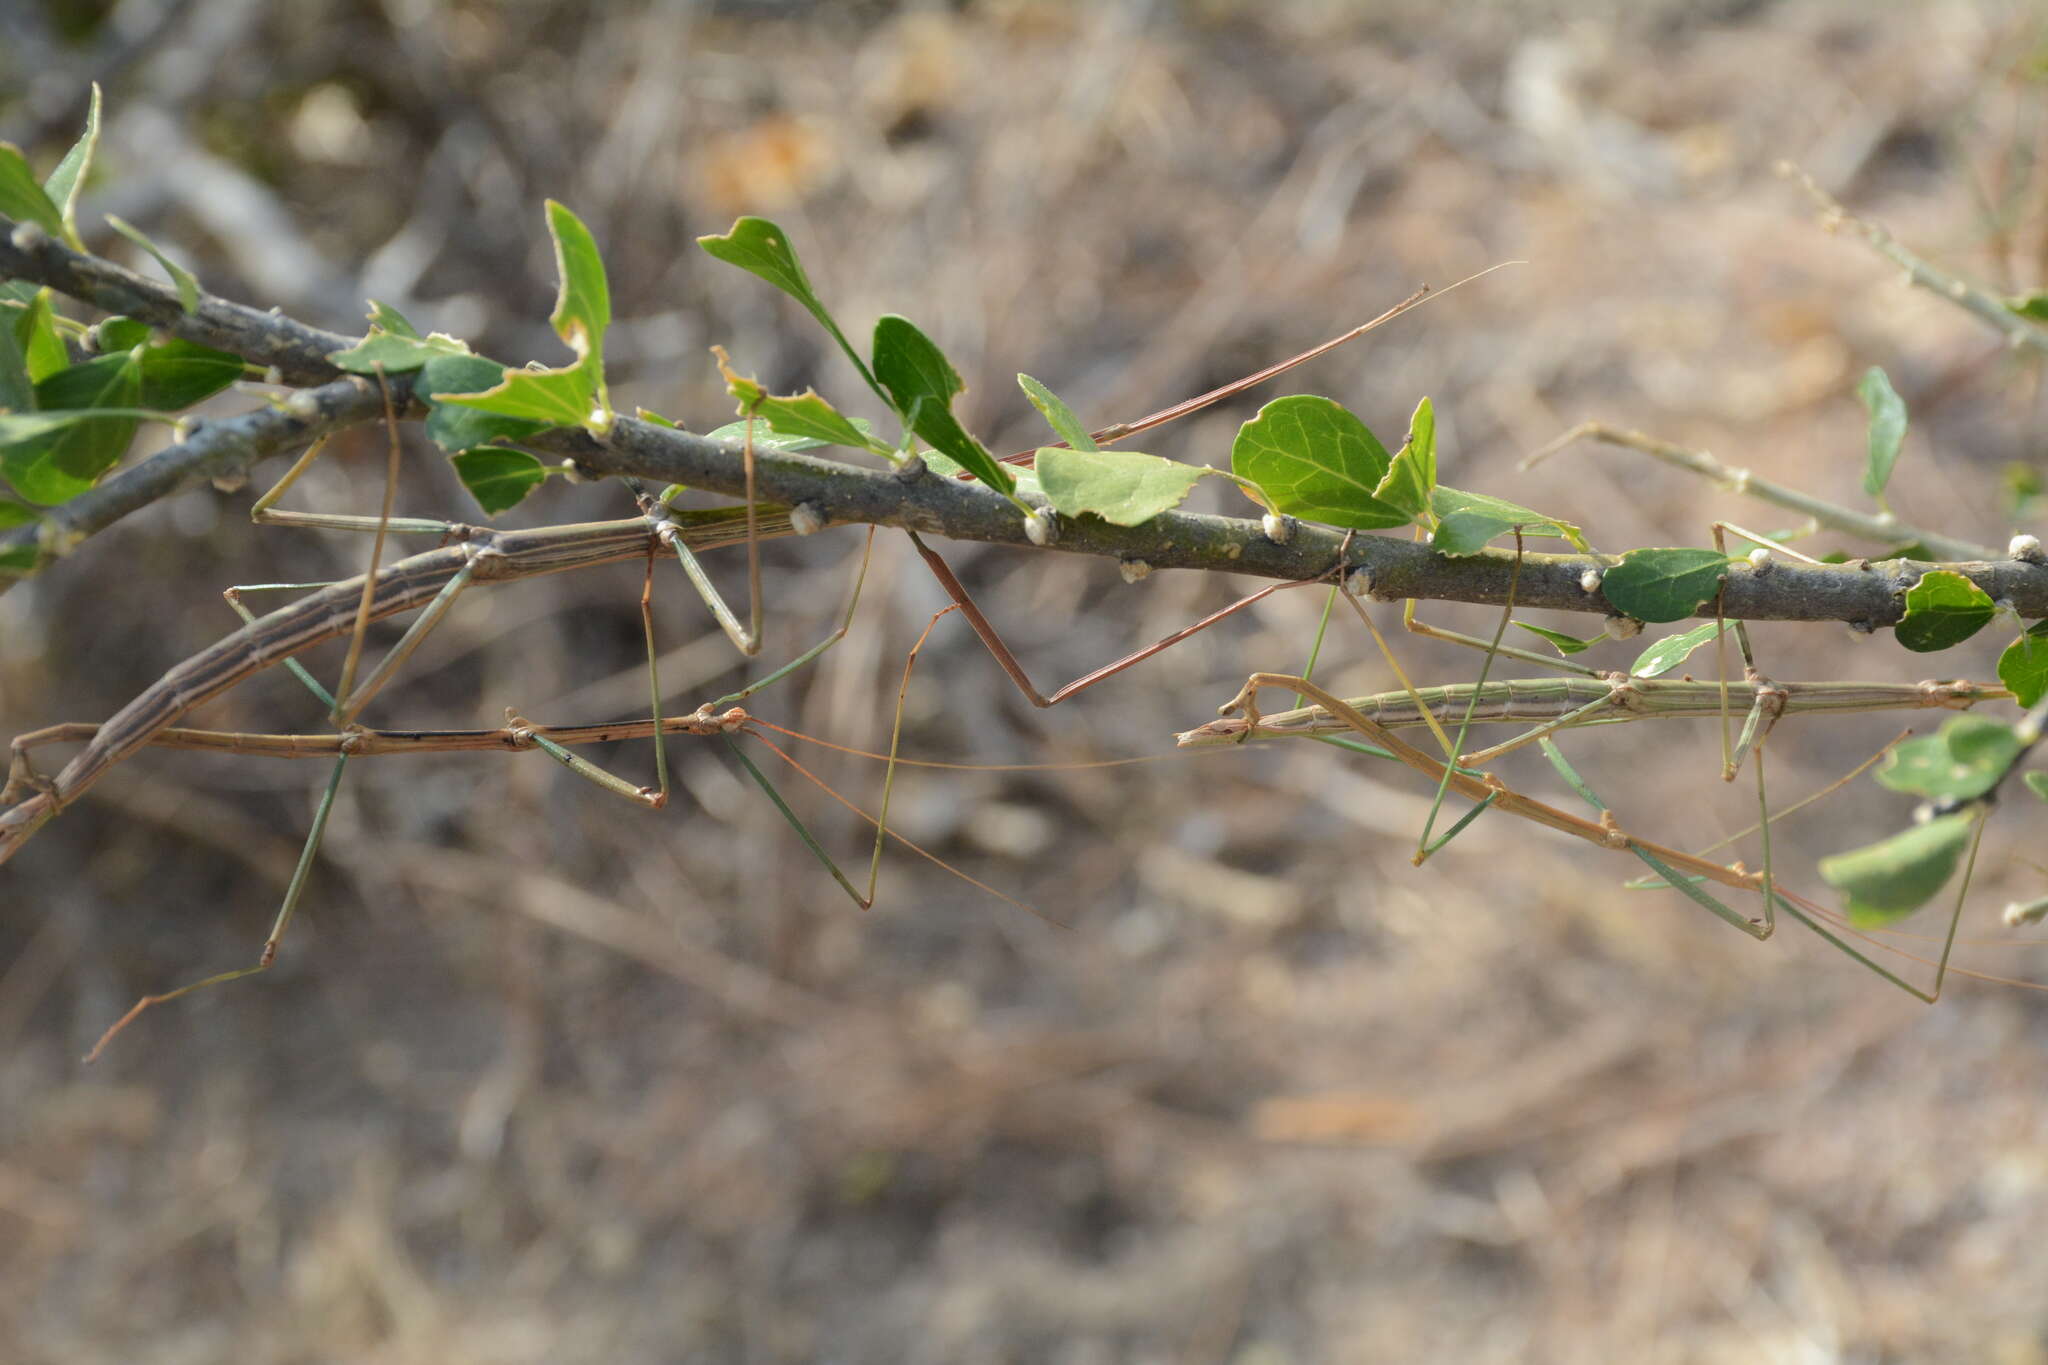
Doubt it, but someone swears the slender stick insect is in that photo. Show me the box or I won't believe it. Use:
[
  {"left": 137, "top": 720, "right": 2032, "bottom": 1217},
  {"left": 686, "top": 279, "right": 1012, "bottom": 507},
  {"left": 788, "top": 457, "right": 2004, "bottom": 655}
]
[{"left": 1172, "top": 525, "right": 2021, "bottom": 1001}]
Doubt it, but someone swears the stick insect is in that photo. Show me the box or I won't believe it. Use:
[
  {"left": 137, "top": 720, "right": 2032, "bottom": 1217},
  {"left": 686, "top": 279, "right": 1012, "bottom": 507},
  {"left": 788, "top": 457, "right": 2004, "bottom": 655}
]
[
  {"left": 3, "top": 396, "right": 1068, "bottom": 1056},
  {"left": 1168, "top": 528, "right": 2027, "bottom": 1002}
]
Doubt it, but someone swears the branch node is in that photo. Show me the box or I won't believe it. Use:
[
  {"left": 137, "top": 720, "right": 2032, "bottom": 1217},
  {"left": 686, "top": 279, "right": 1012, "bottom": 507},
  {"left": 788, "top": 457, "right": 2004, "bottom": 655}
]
[{"left": 789, "top": 502, "right": 827, "bottom": 537}]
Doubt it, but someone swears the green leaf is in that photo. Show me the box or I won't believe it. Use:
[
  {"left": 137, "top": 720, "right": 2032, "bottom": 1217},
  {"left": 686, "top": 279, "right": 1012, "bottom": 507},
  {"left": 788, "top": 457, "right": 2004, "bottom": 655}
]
[
  {"left": 0, "top": 143, "right": 65, "bottom": 236},
  {"left": 545, "top": 201, "right": 609, "bottom": 369},
  {"left": 2027, "top": 771, "right": 2048, "bottom": 803},
  {"left": 698, "top": 216, "right": 879, "bottom": 398},
  {"left": 2004, "top": 462, "right": 2044, "bottom": 521},
  {"left": 16, "top": 290, "right": 66, "bottom": 382},
  {"left": 1513, "top": 621, "right": 1599, "bottom": 655},
  {"left": 104, "top": 215, "right": 200, "bottom": 314},
  {"left": 93, "top": 316, "right": 150, "bottom": 352},
  {"left": 1372, "top": 395, "right": 1437, "bottom": 520},
  {"left": 1428, "top": 485, "right": 1587, "bottom": 556},
  {"left": 0, "top": 303, "right": 29, "bottom": 414},
  {"left": 1036, "top": 447, "right": 1210, "bottom": 526},
  {"left": 435, "top": 361, "right": 594, "bottom": 430},
  {"left": 1630, "top": 619, "right": 1733, "bottom": 677},
  {"left": 872, "top": 315, "right": 1014, "bottom": 496},
  {"left": 2000, "top": 622, "right": 2048, "bottom": 708},
  {"left": 418, "top": 353, "right": 546, "bottom": 451},
  {"left": 136, "top": 338, "right": 242, "bottom": 409},
  {"left": 1018, "top": 373, "right": 1098, "bottom": 452},
  {"left": 1601, "top": 547, "right": 1731, "bottom": 624},
  {"left": 1856, "top": 366, "right": 1907, "bottom": 503},
  {"left": 451, "top": 448, "right": 549, "bottom": 516},
  {"left": 1819, "top": 812, "right": 1975, "bottom": 926},
  {"left": 0, "top": 498, "right": 34, "bottom": 574},
  {"left": 2007, "top": 291, "right": 2048, "bottom": 322},
  {"left": 1895, "top": 569, "right": 1995, "bottom": 652},
  {"left": 719, "top": 373, "right": 884, "bottom": 454},
  {"left": 365, "top": 300, "right": 420, "bottom": 338},
  {"left": 328, "top": 330, "right": 471, "bottom": 374},
  {"left": 1231, "top": 395, "right": 1414, "bottom": 531},
  {"left": 1876, "top": 715, "right": 2025, "bottom": 803},
  {"left": 43, "top": 83, "right": 100, "bottom": 247},
  {"left": 1, "top": 351, "right": 142, "bottom": 502},
  {"left": 705, "top": 414, "right": 878, "bottom": 456},
  {"left": 905, "top": 395, "right": 1014, "bottom": 497}
]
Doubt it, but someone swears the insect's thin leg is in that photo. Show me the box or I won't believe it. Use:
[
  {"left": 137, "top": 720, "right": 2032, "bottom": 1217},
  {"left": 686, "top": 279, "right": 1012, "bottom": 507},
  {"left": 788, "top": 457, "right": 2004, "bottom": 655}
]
[
  {"left": 1400, "top": 599, "right": 1608, "bottom": 678},
  {"left": 249, "top": 433, "right": 458, "bottom": 537},
  {"left": 330, "top": 554, "right": 479, "bottom": 726},
  {"left": 84, "top": 751, "right": 351, "bottom": 1062},
  {"left": 712, "top": 527, "right": 878, "bottom": 709},
  {"left": 1537, "top": 736, "right": 1769, "bottom": 940},
  {"left": 643, "top": 416, "right": 764, "bottom": 658},
  {"left": 1406, "top": 530, "right": 1526, "bottom": 858},
  {"left": 331, "top": 371, "right": 406, "bottom": 718},
  {"left": 907, "top": 530, "right": 1332, "bottom": 709},
  {"left": 1452, "top": 690, "right": 1623, "bottom": 765}
]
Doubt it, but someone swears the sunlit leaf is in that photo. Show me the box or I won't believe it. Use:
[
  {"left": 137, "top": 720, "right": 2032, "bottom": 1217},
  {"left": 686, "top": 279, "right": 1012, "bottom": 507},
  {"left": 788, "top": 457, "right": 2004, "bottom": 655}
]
[
  {"left": 1630, "top": 619, "right": 1733, "bottom": 677},
  {"left": 418, "top": 353, "right": 545, "bottom": 451},
  {"left": 872, "top": 314, "right": 1013, "bottom": 496},
  {"left": 1232, "top": 395, "right": 1413, "bottom": 531},
  {"left": 698, "top": 216, "right": 880, "bottom": 398},
  {"left": 15, "top": 290, "right": 66, "bottom": 382},
  {"left": 43, "top": 83, "right": 100, "bottom": 247},
  {"left": 705, "top": 414, "right": 878, "bottom": 456},
  {"left": 1018, "top": 373, "right": 1098, "bottom": 452},
  {"left": 1372, "top": 395, "right": 1436, "bottom": 519},
  {"left": 328, "top": 330, "right": 470, "bottom": 374},
  {"left": 104, "top": 215, "right": 200, "bottom": 314},
  {"left": 1429, "top": 486, "right": 1586, "bottom": 556},
  {"left": 1037, "top": 447, "right": 1210, "bottom": 526}
]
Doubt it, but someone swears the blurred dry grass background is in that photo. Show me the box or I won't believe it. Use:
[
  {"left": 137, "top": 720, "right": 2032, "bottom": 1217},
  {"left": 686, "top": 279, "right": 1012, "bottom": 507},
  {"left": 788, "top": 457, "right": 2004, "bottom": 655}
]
[{"left": 6, "top": 1, "right": 2048, "bottom": 1360}]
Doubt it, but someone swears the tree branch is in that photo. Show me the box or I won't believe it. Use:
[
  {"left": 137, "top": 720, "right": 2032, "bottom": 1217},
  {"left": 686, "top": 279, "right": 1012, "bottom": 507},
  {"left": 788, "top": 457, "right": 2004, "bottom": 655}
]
[{"left": 5, "top": 220, "right": 2047, "bottom": 626}]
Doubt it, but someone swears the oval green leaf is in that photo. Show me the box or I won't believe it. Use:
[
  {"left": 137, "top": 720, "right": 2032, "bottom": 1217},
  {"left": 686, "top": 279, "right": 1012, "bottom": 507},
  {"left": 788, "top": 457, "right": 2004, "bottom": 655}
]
[
  {"left": 451, "top": 448, "right": 549, "bottom": 517},
  {"left": 1997, "top": 621, "right": 2048, "bottom": 708},
  {"left": 1819, "top": 812, "right": 1975, "bottom": 927},
  {"left": 1629, "top": 619, "right": 1732, "bottom": 678},
  {"left": 1036, "top": 447, "right": 1210, "bottom": 527},
  {"left": 698, "top": 216, "right": 879, "bottom": 399},
  {"left": 419, "top": 353, "right": 545, "bottom": 451},
  {"left": 1599, "top": 547, "right": 1731, "bottom": 624},
  {"left": 1894, "top": 569, "right": 1995, "bottom": 653},
  {"left": 1018, "top": 373, "right": 1097, "bottom": 452},
  {"left": 1875, "top": 715, "right": 2024, "bottom": 802},
  {"left": 1232, "top": 395, "right": 1413, "bottom": 531},
  {"left": 1427, "top": 486, "right": 1585, "bottom": 556}
]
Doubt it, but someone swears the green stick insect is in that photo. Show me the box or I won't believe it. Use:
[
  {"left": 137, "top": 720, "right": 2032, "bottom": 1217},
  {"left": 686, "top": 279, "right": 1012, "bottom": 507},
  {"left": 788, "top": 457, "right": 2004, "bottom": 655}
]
[{"left": 1167, "top": 505, "right": 2047, "bottom": 1002}]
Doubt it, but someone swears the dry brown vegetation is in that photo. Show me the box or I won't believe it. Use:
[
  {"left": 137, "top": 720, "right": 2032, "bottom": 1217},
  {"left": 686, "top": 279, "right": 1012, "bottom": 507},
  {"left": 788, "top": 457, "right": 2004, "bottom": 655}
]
[{"left": 6, "top": 1, "right": 2048, "bottom": 1359}]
